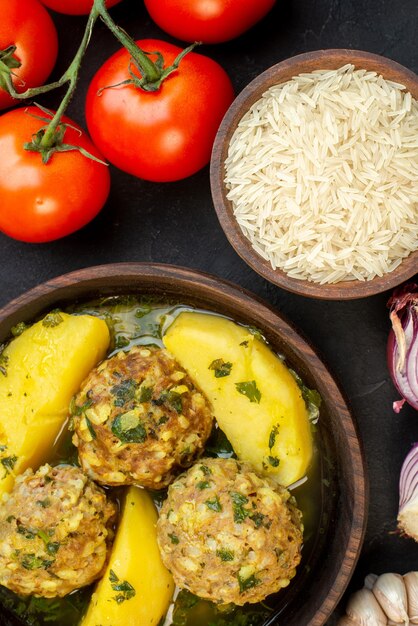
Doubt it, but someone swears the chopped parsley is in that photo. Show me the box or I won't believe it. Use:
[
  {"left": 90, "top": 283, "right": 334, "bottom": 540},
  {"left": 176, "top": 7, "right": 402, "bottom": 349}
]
[
  {"left": 114, "top": 335, "right": 130, "bottom": 349},
  {"left": 235, "top": 381, "right": 261, "bottom": 404},
  {"left": 230, "top": 492, "right": 249, "bottom": 523},
  {"left": 237, "top": 572, "right": 261, "bottom": 594},
  {"left": 208, "top": 359, "right": 233, "bottom": 378},
  {"left": 158, "top": 415, "right": 169, "bottom": 425},
  {"left": 11, "top": 322, "right": 28, "bottom": 337},
  {"left": 153, "top": 390, "right": 183, "bottom": 414},
  {"left": 196, "top": 480, "right": 211, "bottom": 490},
  {"left": 36, "top": 498, "right": 51, "bottom": 508},
  {"left": 269, "top": 424, "right": 280, "bottom": 450},
  {"left": 199, "top": 464, "right": 212, "bottom": 476},
  {"left": 109, "top": 570, "right": 136, "bottom": 604},
  {"left": 85, "top": 416, "right": 96, "bottom": 440},
  {"left": 111, "top": 412, "right": 147, "bottom": 444},
  {"left": 290, "top": 369, "right": 322, "bottom": 422},
  {"left": 21, "top": 554, "right": 54, "bottom": 570},
  {"left": 42, "top": 310, "right": 63, "bottom": 328},
  {"left": 138, "top": 385, "right": 153, "bottom": 403},
  {"left": 1, "top": 454, "right": 17, "bottom": 476},
  {"left": 247, "top": 326, "right": 265, "bottom": 342},
  {"left": 72, "top": 398, "right": 93, "bottom": 417},
  {"left": 17, "top": 526, "right": 36, "bottom": 540},
  {"left": 111, "top": 379, "right": 138, "bottom": 408},
  {"left": 205, "top": 496, "right": 222, "bottom": 512},
  {"left": 216, "top": 548, "right": 234, "bottom": 562},
  {"left": 239, "top": 340, "right": 249, "bottom": 347},
  {"left": 0, "top": 344, "right": 9, "bottom": 377},
  {"left": 267, "top": 455, "right": 280, "bottom": 467},
  {"left": 168, "top": 533, "right": 180, "bottom": 544}
]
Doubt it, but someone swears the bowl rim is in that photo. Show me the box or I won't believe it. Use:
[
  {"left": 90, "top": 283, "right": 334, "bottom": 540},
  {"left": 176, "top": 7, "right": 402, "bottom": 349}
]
[
  {"left": 0, "top": 262, "right": 368, "bottom": 625},
  {"left": 210, "top": 48, "right": 418, "bottom": 300}
]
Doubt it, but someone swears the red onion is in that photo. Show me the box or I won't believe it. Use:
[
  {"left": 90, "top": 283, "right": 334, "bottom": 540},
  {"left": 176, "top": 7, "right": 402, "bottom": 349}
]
[
  {"left": 387, "top": 284, "right": 418, "bottom": 412},
  {"left": 398, "top": 443, "right": 418, "bottom": 541}
]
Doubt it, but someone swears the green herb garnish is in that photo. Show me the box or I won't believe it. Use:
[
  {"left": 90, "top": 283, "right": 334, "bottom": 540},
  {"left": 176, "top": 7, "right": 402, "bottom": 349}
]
[
  {"left": 154, "top": 390, "right": 183, "bottom": 414},
  {"left": 1, "top": 455, "right": 17, "bottom": 476},
  {"left": 230, "top": 492, "right": 249, "bottom": 523},
  {"left": 235, "top": 381, "right": 261, "bottom": 404},
  {"left": 114, "top": 335, "right": 130, "bottom": 349},
  {"left": 21, "top": 554, "right": 54, "bottom": 570},
  {"left": 269, "top": 424, "right": 280, "bottom": 450},
  {"left": 216, "top": 548, "right": 234, "bottom": 561},
  {"left": 200, "top": 464, "right": 212, "bottom": 475},
  {"left": 267, "top": 455, "right": 280, "bottom": 467},
  {"left": 0, "top": 344, "right": 9, "bottom": 377},
  {"left": 42, "top": 310, "right": 63, "bottom": 328},
  {"left": 85, "top": 416, "right": 96, "bottom": 440},
  {"left": 36, "top": 498, "right": 51, "bottom": 508},
  {"left": 205, "top": 496, "right": 222, "bottom": 512},
  {"left": 290, "top": 369, "right": 322, "bottom": 422},
  {"left": 196, "top": 480, "right": 211, "bottom": 490},
  {"left": 138, "top": 385, "right": 153, "bottom": 403},
  {"left": 111, "top": 412, "right": 147, "bottom": 444},
  {"left": 109, "top": 570, "right": 136, "bottom": 604},
  {"left": 111, "top": 379, "right": 138, "bottom": 408},
  {"left": 168, "top": 533, "right": 180, "bottom": 545},
  {"left": 11, "top": 322, "right": 28, "bottom": 337},
  {"left": 208, "top": 359, "right": 233, "bottom": 378},
  {"left": 237, "top": 572, "right": 261, "bottom": 593}
]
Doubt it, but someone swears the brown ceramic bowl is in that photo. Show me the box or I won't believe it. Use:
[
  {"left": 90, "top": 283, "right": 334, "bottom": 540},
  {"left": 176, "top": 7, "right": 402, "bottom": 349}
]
[
  {"left": 0, "top": 263, "right": 367, "bottom": 626},
  {"left": 210, "top": 49, "right": 418, "bottom": 300}
]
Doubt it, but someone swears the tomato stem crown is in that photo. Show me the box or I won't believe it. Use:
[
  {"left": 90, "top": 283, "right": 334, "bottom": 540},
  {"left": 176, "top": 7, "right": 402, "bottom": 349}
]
[{"left": 0, "top": 46, "right": 22, "bottom": 93}]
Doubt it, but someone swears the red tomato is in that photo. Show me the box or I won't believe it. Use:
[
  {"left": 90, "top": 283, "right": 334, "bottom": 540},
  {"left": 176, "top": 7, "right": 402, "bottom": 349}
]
[
  {"left": 0, "top": 107, "right": 110, "bottom": 243},
  {"left": 85, "top": 40, "right": 234, "bottom": 182},
  {"left": 40, "top": 0, "right": 122, "bottom": 15},
  {"left": 0, "top": 0, "right": 58, "bottom": 110},
  {"left": 144, "top": 0, "right": 276, "bottom": 44}
]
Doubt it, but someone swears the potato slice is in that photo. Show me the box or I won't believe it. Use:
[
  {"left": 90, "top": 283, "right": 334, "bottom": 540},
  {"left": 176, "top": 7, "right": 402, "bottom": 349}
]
[
  {"left": 164, "top": 312, "right": 313, "bottom": 486},
  {"left": 0, "top": 312, "right": 110, "bottom": 496},
  {"left": 81, "top": 486, "right": 174, "bottom": 626}
]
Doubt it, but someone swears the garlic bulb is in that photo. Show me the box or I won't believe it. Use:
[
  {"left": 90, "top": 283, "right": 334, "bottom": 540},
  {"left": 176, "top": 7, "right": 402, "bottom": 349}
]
[
  {"left": 341, "top": 572, "right": 418, "bottom": 625},
  {"left": 372, "top": 573, "right": 409, "bottom": 624},
  {"left": 346, "top": 588, "right": 388, "bottom": 625},
  {"left": 404, "top": 572, "right": 418, "bottom": 624}
]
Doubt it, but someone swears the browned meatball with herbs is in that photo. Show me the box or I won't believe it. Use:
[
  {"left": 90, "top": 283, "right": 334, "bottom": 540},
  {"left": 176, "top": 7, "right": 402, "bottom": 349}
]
[
  {"left": 0, "top": 464, "right": 116, "bottom": 598},
  {"left": 72, "top": 346, "right": 214, "bottom": 489},
  {"left": 157, "top": 457, "right": 303, "bottom": 605}
]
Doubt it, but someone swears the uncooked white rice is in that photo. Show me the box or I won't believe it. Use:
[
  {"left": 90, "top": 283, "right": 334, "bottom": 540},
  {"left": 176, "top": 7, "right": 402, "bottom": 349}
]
[{"left": 225, "top": 64, "right": 418, "bottom": 284}]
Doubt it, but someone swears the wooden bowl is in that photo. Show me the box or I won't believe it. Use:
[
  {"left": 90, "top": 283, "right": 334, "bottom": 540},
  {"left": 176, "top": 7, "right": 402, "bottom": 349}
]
[
  {"left": 210, "top": 49, "right": 418, "bottom": 300},
  {"left": 0, "top": 263, "right": 367, "bottom": 626}
]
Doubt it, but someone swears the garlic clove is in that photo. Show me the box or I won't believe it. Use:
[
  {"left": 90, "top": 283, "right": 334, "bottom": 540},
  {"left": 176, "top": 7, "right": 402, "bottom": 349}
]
[
  {"left": 372, "top": 573, "right": 409, "bottom": 624},
  {"left": 404, "top": 572, "right": 418, "bottom": 623},
  {"left": 365, "top": 574, "right": 379, "bottom": 590},
  {"left": 347, "top": 588, "right": 388, "bottom": 625}
]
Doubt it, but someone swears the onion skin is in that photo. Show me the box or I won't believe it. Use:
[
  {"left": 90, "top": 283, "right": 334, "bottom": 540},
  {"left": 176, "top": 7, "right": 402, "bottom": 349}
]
[
  {"left": 387, "top": 284, "right": 418, "bottom": 412},
  {"left": 398, "top": 443, "right": 418, "bottom": 541}
]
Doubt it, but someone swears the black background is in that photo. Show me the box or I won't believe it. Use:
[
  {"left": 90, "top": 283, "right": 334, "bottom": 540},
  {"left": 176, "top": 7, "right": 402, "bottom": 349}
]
[{"left": 1, "top": 0, "right": 418, "bottom": 622}]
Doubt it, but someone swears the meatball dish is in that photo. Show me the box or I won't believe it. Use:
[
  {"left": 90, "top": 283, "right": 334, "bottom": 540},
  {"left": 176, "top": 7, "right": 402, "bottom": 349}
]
[
  {"left": 0, "top": 464, "right": 116, "bottom": 598},
  {"left": 72, "top": 345, "right": 214, "bottom": 489},
  {"left": 157, "top": 457, "right": 303, "bottom": 605}
]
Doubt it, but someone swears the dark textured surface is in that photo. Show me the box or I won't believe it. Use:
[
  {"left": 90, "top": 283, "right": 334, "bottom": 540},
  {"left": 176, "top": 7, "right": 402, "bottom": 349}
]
[{"left": 0, "top": 0, "right": 417, "bottom": 622}]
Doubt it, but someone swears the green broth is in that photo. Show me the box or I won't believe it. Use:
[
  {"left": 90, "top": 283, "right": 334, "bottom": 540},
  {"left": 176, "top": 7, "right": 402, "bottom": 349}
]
[{"left": 0, "top": 297, "right": 323, "bottom": 626}]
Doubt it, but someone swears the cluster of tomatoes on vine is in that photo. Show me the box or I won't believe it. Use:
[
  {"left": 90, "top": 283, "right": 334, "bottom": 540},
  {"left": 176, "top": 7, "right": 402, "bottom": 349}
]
[{"left": 0, "top": 0, "right": 275, "bottom": 243}]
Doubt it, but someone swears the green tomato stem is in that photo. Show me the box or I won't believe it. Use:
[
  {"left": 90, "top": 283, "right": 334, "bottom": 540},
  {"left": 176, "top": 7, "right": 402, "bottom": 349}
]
[
  {"left": 94, "top": 0, "right": 161, "bottom": 84},
  {"left": 39, "top": 5, "right": 100, "bottom": 149}
]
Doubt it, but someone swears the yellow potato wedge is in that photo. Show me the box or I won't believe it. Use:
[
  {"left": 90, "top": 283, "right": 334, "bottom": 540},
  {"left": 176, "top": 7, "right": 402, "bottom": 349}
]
[
  {"left": 164, "top": 312, "right": 313, "bottom": 486},
  {"left": 81, "top": 486, "right": 174, "bottom": 626},
  {"left": 0, "top": 312, "right": 110, "bottom": 496}
]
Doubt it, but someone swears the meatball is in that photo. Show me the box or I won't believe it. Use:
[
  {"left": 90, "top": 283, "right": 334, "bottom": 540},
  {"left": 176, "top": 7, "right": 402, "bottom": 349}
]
[
  {"left": 0, "top": 464, "right": 117, "bottom": 597},
  {"left": 72, "top": 346, "right": 214, "bottom": 489},
  {"left": 157, "top": 457, "right": 303, "bottom": 605}
]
